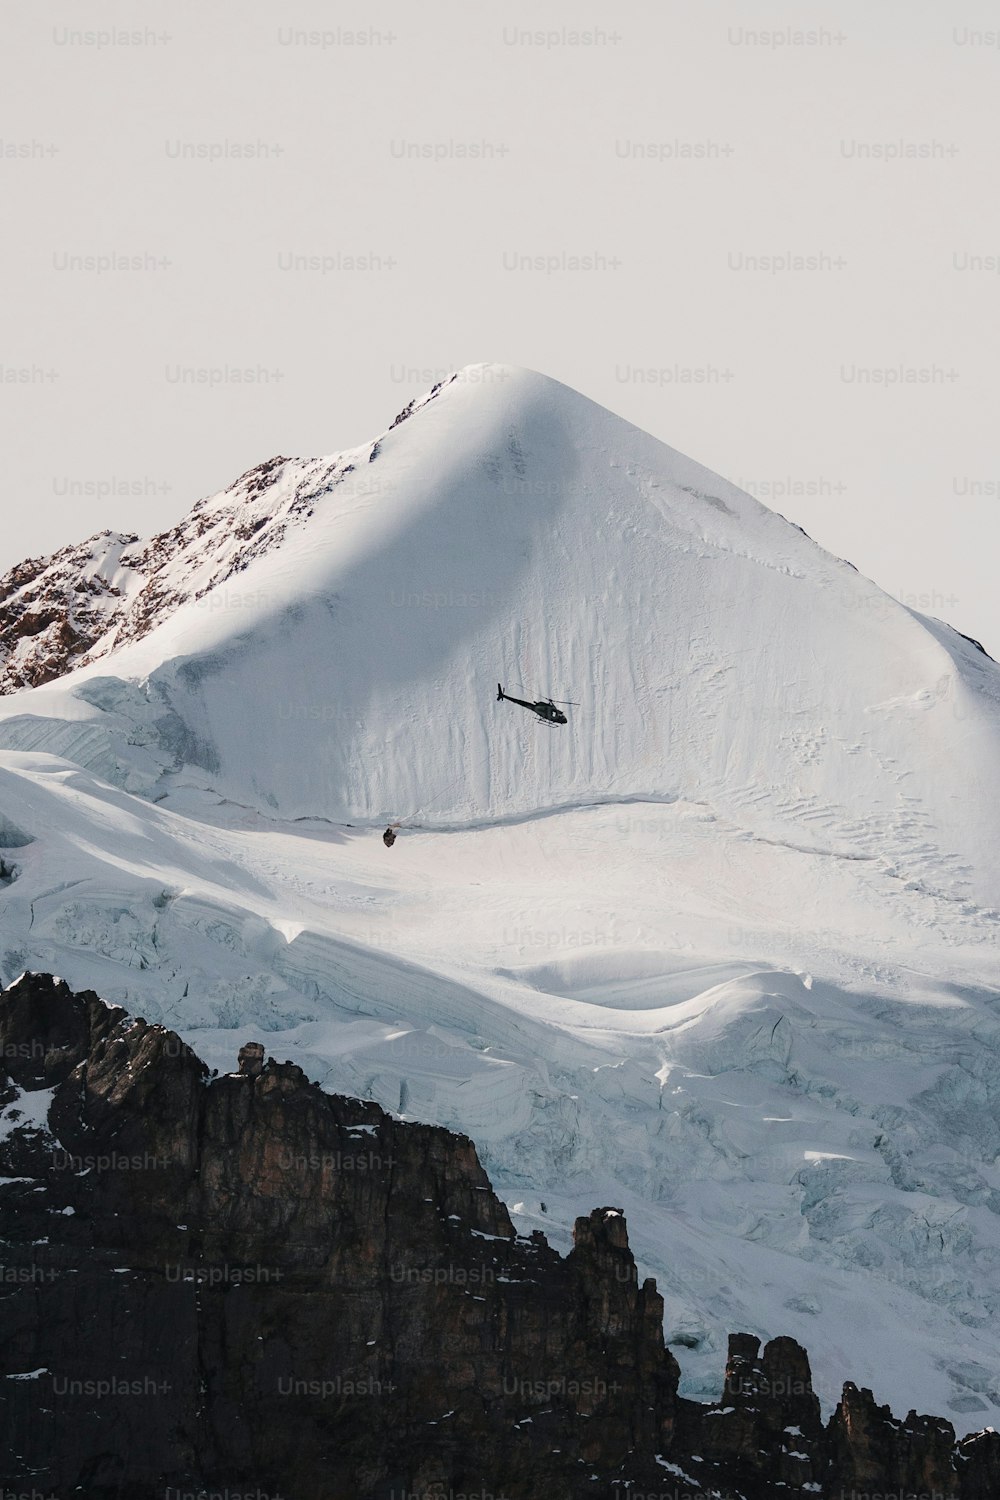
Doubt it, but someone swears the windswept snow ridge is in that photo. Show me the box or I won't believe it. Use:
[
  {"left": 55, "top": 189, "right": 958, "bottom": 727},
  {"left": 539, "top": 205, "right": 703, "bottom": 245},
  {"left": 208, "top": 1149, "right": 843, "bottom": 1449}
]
[{"left": 1, "top": 364, "right": 1000, "bottom": 1430}]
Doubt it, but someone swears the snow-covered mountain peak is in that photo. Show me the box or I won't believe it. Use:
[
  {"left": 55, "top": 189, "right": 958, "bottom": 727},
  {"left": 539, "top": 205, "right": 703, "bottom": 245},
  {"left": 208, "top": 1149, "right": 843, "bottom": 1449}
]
[
  {"left": 2, "top": 362, "right": 997, "bottom": 901},
  {"left": 3, "top": 365, "right": 1000, "bottom": 1428}
]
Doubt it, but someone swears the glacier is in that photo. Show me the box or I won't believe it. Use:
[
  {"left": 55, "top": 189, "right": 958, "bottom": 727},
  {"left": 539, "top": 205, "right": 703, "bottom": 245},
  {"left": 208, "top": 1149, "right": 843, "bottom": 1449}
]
[{"left": 1, "top": 364, "right": 999, "bottom": 1428}]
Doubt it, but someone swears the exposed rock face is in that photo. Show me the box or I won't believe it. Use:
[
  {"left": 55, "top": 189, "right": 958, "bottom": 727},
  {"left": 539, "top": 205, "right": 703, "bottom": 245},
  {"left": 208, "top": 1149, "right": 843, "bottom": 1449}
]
[
  {"left": 0, "top": 533, "right": 138, "bottom": 689},
  {"left": 0, "top": 458, "right": 318, "bottom": 692},
  {"left": 1, "top": 971, "right": 998, "bottom": 1499},
  {"left": 0, "top": 381, "right": 456, "bottom": 694},
  {"left": 237, "top": 1039, "right": 265, "bottom": 1076},
  {"left": 825, "top": 1382, "right": 965, "bottom": 1500},
  {"left": 670, "top": 1331, "right": 827, "bottom": 1497}
]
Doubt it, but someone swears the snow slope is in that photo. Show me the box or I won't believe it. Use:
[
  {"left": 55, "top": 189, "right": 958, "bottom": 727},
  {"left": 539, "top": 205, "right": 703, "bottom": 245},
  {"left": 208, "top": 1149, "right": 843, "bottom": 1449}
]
[{"left": 2, "top": 364, "right": 1000, "bottom": 1428}]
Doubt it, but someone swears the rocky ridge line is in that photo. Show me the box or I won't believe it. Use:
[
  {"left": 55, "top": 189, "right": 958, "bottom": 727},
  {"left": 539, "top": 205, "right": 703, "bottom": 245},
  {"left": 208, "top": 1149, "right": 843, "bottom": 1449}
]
[
  {"left": 0, "top": 379, "right": 456, "bottom": 694},
  {"left": 1, "top": 971, "right": 998, "bottom": 1499}
]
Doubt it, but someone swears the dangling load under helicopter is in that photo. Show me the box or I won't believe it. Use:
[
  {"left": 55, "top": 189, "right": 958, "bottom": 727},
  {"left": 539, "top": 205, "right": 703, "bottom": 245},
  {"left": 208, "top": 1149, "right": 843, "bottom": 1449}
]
[{"left": 381, "top": 680, "right": 576, "bottom": 845}]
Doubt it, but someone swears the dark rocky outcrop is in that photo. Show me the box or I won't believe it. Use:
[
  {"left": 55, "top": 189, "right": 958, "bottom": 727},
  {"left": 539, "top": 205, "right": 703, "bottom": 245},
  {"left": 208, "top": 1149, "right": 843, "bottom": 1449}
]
[
  {"left": 671, "top": 1330, "right": 827, "bottom": 1497},
  {"left": 1, "top": 971, "right": 998, "bottom": 1499}
]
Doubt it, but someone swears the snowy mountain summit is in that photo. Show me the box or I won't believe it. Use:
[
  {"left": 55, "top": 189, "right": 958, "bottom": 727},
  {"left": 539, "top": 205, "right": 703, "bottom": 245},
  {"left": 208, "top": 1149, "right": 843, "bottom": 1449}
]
[{"left": 2, "top": 364, "right": 1000, "bottom": 1428}]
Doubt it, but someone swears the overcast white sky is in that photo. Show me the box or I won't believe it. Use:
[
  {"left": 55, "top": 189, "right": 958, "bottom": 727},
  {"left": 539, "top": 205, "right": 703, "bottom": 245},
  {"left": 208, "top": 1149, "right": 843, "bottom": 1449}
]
[{"left": 3, "top": 0, "right": 999, "bottom": 652}]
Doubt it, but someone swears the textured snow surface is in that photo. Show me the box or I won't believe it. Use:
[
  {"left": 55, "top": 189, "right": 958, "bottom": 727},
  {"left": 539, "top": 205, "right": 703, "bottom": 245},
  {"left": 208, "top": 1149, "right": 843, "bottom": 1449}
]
[{"left": 1, "top": 365, "right": 1000, "bottom": 1428}]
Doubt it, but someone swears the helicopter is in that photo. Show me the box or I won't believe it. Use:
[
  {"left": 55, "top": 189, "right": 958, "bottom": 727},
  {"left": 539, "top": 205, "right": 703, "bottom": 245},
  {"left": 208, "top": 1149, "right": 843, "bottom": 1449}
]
[{"left": 497, "top": 683, "right": 576, "bottom": 725}]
